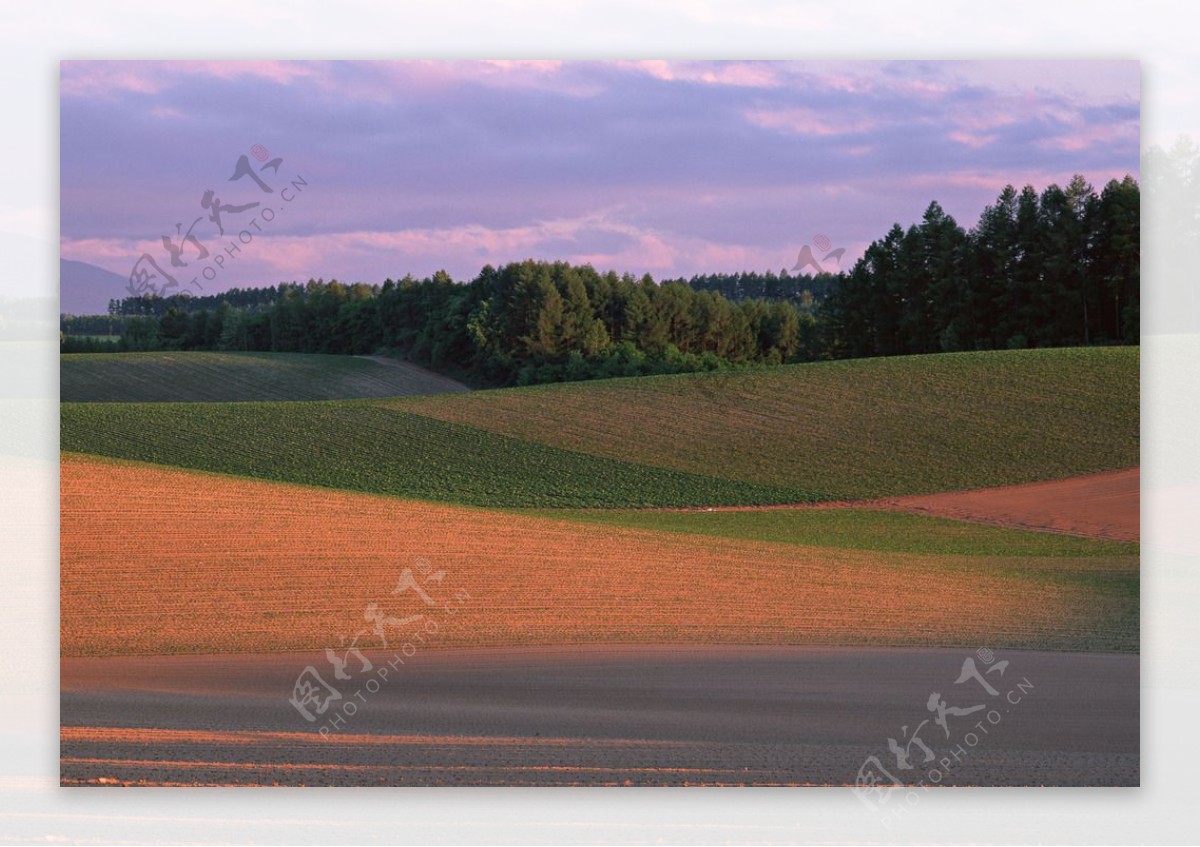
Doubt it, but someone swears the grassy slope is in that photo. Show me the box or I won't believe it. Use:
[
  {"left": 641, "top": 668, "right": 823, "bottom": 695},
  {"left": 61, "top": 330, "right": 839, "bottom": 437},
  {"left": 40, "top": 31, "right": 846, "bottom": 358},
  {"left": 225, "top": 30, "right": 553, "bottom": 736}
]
[
  {"left": 60, "top": 404, "right": 813, "bottom": 508},
  {"left": 60, "top": 348, "right": 1141, "bottom": 655},
  {"left": 399, "top": 347, "right": 1140, "bottom": 499},
  {"left": 61, "top": 347, "right": 1139, "bottom": 506},
  {"left": 518, "top": 507, "right": 1140, "bottom": 557},
  {"left": 61, "top": 351, "right": 468, "bottom": 402}
]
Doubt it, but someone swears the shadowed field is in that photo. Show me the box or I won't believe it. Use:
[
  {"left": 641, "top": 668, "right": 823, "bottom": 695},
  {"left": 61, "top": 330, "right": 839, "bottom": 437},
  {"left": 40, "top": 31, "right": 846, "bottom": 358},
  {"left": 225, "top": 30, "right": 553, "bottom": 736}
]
[
  {"left": 60, "top": 646, "right": 1139, "bottom": 787},
  {"left": 60, "top": 351, "right": 468, "bottom": 402}
]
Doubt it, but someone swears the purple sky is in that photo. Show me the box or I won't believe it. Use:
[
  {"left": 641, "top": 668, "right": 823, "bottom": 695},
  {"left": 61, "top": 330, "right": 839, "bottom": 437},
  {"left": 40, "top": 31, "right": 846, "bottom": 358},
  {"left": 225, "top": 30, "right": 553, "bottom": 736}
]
[{"left": 60, "top": 60, "right": 1140, "bottom": 293}]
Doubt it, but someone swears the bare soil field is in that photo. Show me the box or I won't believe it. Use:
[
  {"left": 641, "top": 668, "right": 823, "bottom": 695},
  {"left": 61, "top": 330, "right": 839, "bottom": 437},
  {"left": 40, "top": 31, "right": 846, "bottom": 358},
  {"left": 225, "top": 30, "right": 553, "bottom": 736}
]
[
  {"left": 60, "top": 646, "right": 1139, "bottom": 787},
  {"left": 878, "top": 468, "right": 1139, "bottom": 541},
  {"left": 61, "top": 454, "right": 1138, "bottom": 656},
  {"left": 647, "top": 468, "right": 1139, "bottom": 544}
]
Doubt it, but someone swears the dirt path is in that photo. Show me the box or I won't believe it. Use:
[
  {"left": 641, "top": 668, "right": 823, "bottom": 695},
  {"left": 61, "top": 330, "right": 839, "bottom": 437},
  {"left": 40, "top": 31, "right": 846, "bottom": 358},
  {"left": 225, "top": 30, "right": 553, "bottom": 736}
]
[
  {"left": 656, "top": 468, "right": 1140, "bottom": 542},
  {"left": 60, "top": 646, "right": 1138, "bottom": 787},
  {"left": 877, "top": 468, "right": 1139, "bottom": 541}
]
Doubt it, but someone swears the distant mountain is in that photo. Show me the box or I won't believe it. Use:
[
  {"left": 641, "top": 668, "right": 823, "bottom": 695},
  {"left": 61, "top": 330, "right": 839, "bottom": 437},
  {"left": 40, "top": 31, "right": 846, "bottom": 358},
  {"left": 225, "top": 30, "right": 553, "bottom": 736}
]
[{"left": 60, "top": 259, "right": 128, "bottom": 315}]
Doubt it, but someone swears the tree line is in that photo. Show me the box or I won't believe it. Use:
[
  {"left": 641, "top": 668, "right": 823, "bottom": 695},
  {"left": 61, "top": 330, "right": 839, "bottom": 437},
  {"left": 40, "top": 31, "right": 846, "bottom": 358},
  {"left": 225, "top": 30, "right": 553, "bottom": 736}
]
[
  {"left": 825, "top": 175, "right": 1139, "bottom": 358},
  {"left": 61, "top": 175, "right": 1139, "bottom": 385}
]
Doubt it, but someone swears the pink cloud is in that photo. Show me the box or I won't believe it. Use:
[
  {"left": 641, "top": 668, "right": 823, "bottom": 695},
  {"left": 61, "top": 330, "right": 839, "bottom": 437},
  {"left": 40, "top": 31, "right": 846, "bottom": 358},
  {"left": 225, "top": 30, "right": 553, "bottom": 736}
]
[
  {"left": 903, "top": 79, "right": 951, "bottom": 96},
  {"left": 743, "top": 107, "right": 875, "bottom": 137},
  {"left": 60, "top": 236, "right": 147, "bottom": 265},
  {"left": 479, "top": 60, "right": 564, "bottom": 74},
  {"left": 617, "top": 60, "right": 781, "bottom": 89},
  {"left": 891, "top": 170, "right": 1058, "bottom": 192},
  {"left": 699, "top": 63, "right": 780, "bottom": 88},
  {"left": 573, "top": 232, "right": 677, "bottom": 273},
  {"left": 1038, "top": 121, "right": 1139, "bottom": 152},
  {"left": 686, "top": 241, "right": 769, "bottom": 272},
  {"left": 948, "top": 130, "right": 997, "bottom": 149},
  {"left": 60, "top": 62, "right": 168, "bottom": 97},
  {"left": 811, "top": 71, "right": 876, "bottom": 95},
  {"left": 61, "top": 59, "right": 605, "bottom": 104},
  {"left": 951, "top": 108, "right": 1021, "bottom": 134},
  {"left": 619, "top": 60, "right": 674, "bottom": 81},
  {"left": 60, "top": 60, "right": 325, "bottom": 99},
  {"left": 62, "top": 212, "right": 810, "bottom": 286},
  {"left": 881, "top": 166, "right": 1141, "bottom": 199},
  {"left": 169, "top": 60, "right": 322, "bottom": 85},
  {"left": 368, "top": 60, "right": 604, "bottom": 98}
]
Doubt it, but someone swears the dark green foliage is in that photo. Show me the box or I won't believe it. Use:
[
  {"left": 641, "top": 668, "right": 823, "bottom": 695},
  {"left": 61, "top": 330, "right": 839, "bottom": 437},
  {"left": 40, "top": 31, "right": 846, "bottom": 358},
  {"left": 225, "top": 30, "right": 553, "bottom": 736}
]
[
  {"left": 60, "top": 314, "right": 127, "bottom": 337},
  {"left": 82, "top": 175, "right": 1138, "bottom": 385},
  {"left": 59, "top": 334, "right": 120, "bottom": 353},
  {"left": 824, "top": 175, "right": 1140, "bottom": 357}
]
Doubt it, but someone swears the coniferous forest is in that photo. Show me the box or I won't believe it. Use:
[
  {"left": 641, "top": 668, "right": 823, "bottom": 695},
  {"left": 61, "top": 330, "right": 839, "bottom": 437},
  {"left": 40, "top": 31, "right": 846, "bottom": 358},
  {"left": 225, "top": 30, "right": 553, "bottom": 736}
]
[{"left": 61, "top": 175, "right": 1139, "bottom": 387}]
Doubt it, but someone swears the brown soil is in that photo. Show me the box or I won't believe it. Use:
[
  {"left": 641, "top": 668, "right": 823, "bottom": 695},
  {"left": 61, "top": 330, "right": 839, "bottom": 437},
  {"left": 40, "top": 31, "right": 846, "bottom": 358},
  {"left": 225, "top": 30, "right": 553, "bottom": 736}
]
[
  {"left": 877, "top": 468, "right": 1139, "bottom": 541},
  {"left": 60, "top": 454, "right": 1135, "bottom": 657},
  {"left": 654, "top": 468, "right": 1140, "bottom": 543}
]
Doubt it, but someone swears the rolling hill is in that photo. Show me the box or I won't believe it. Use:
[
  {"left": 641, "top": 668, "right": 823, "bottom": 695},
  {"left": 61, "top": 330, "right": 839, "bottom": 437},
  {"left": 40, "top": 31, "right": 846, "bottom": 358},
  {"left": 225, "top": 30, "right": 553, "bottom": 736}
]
[
  {"left": 59, "top": 258, "right": 127, "bottom": 315},
  {"left": 60, "top": 405, "right": 813, "bottom": 508},
  {"left": 59, "top": 347, "right": 1141, "bottom": 658},
  {"left": 61, "top": 453, "right": 1139, "bottom": 656},
  {"left": 61, "top": 347, "right": 1139, "bottom": 505},
  {"left": 399, "top": 347, "right": 1139, "bottom": 499},
  {"left": 519, "top": 507, "right": 1139, "bottom": 557},
  {"left": 60, "top": 351, "right": 469, "bottom": 402}
]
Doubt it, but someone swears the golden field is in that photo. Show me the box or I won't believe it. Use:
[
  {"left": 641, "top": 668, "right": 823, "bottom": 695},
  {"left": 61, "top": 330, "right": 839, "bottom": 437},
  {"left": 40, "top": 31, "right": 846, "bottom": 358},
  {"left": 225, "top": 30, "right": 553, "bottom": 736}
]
[{"left": 61, "top": 453, "right": 1137, "bottom": 656}]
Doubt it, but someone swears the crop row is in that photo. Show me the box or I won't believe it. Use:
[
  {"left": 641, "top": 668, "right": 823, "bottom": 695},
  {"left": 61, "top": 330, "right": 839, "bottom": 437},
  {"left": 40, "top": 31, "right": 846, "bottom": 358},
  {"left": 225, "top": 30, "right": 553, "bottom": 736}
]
[
  {"left": 61, "top": 402, "right": 822, "bottom": 508},
  {"left": 61, "top": 454, "right": 1140, "bottom": 657},
  {"left": 401, "top": 347, "right": 1140, "bottom": 499}
]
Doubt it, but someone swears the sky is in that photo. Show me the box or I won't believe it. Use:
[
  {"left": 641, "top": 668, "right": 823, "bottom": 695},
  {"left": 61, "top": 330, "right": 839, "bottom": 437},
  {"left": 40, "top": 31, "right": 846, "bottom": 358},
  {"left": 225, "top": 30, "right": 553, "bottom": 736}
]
[{"left": 59, "top": 59, "right": 1140, "bottom": 295}]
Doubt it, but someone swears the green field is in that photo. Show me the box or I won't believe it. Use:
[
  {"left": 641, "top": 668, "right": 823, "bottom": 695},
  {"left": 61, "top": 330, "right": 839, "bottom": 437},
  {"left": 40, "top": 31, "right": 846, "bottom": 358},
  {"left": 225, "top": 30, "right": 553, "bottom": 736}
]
[
  {"left": 60, "top": 351, "right": 468, "bottom": 402},
  {"left": 61, "top": 347, "right": 1139, "bottom": 507},
  {"left": 60, "top": 404, "right": 815, "bottom": 508},
  {"left": 400, "top": 347, "right": 1139, "bottom": 498},
  {"left": 522, "top": 507, "right": 1139, "bottom": 557},
  {"left": 61, "top": 346, "right": 1141, "bottom": 655}
]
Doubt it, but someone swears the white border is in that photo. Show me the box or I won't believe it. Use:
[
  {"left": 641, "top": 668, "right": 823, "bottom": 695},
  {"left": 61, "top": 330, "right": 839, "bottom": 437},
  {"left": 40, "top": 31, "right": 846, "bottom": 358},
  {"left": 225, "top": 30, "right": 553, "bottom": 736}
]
[{"left": 5, "top": 1, "right": 1198, "bottom": 843}]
